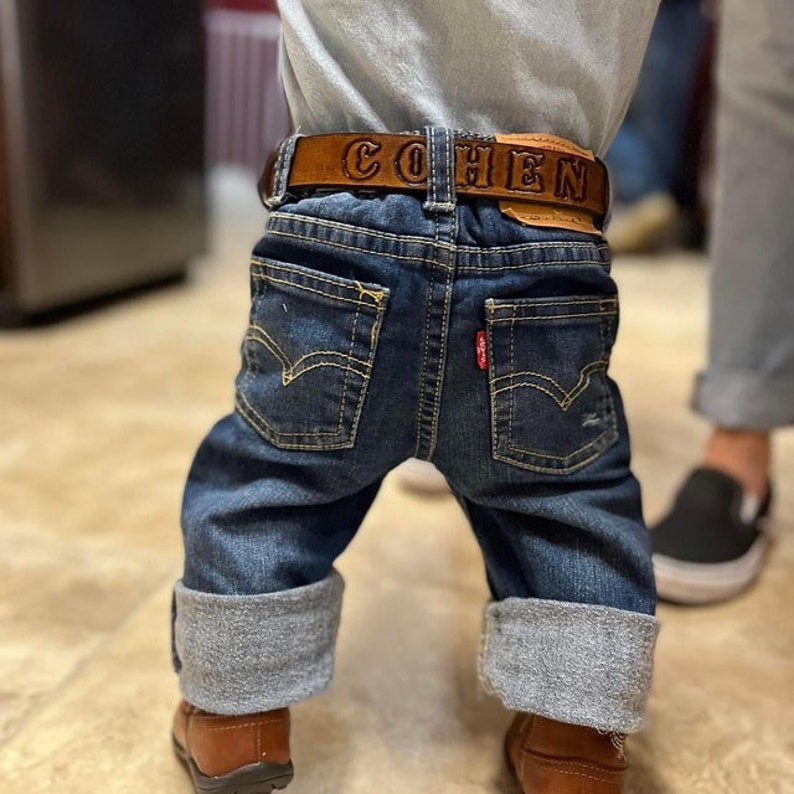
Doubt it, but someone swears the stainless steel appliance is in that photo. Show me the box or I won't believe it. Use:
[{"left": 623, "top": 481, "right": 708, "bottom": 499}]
[{"left": 0, "top": 0, "right": 207, "bottom": 321}]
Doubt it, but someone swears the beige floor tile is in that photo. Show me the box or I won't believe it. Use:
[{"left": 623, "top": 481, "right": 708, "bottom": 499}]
[{"left": 0, "top": 520, "right": 174, "bottom": 744}]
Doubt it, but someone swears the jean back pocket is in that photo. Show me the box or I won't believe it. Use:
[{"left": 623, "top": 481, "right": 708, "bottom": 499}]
[
  {"left": 486, "top": 295, "right": 618, "bottom": 474},
  {"left": 235, "top": 257, "right": 389, "bottom": 450}
]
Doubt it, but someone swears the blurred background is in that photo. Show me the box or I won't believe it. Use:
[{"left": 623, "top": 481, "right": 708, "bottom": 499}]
[
  {"left": 1, "top": 2, "right": 792, "bottom": 793},
  {"left": 0, "top": 0, "right": 287, "bottom": 321},
  {"left": 0, "top": 0, "right": 718, "bottom": 321}
]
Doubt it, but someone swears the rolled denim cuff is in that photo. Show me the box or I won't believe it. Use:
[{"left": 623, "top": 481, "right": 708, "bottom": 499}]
[
  {"left": 479, "top": 597, "right": 660, "bottom": 734},
  {"left": 174, "top": 570, "right": 344, "bottom": 714},
  {"left": 693, "top": 368, "right": 794, "bottom": 430}
]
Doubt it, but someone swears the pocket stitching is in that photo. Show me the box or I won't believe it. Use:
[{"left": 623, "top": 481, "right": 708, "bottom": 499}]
[
  {"left": 489, "top": 310, "right": 609, "bottom": 323},
  {"left": 492, "top": 359, "right": 609, "bottom": 408},
  {"left": 336, "top": 302, "right": 362, "bottom": 440},
  {"left": 236, "top": 262, "right": 388, "bottom": 449},
  {"left": 493, "top": 437, "right": 616, "bottom": 474},
  {"left": 251, "top": 257, "right": 388, "bottom": 307},
  {"left": 347, "top": 301, "right": 387, "bottom": 444},
  {"left": 251, "top": 271, "right": 383, "bottom": 309},
  {"left": 245, "top": 325, "right": 374, "bottom": 383},
  {"left": 487, "top": 298, "right": 618, "bottom": 473}
]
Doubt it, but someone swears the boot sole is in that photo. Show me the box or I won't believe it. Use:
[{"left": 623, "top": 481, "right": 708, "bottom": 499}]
[{"left": 172, "top": 734, "right": 294, "bottom": 794}]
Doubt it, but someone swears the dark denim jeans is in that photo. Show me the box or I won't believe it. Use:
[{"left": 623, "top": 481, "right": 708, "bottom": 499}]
[{"left": 174, "top": 129, "right": 659, "bottom": 733}]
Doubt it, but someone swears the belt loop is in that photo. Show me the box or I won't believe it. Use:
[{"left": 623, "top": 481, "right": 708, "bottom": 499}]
[
  {"left": 423, "top": 126, "right": 456, "bottom": 214},
  {"left": 264, "top": 133, "right": 302, "bottom": 210}
]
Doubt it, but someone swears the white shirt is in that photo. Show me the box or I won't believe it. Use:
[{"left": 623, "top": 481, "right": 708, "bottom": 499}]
[{"left": 277, "top": 0, "right": 660, "bottom": 155}]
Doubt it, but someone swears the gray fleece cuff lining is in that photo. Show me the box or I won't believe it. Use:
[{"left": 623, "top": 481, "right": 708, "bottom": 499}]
[
  {"left": 174, "top": 571, "right": 344, "bottom": 714},
  {"left": 479, "top": 597, "right": 660, "bottom": 734}
]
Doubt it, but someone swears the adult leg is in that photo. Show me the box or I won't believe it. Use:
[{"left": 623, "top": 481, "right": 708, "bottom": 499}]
[
  {"left": 652, "top": 0, "right": 794, "bottom": 603},
  {"left": 694, "top": 0, "right": 794, "bottom": 430}
]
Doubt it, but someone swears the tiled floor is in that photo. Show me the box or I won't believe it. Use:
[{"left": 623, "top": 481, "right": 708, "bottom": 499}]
[{"left": 1, "top": 219, "right": 792, "bottom": 793}]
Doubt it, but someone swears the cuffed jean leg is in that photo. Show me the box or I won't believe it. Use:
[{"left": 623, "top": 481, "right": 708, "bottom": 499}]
[
  {"left": 434, "top": 249, "right": 660, "bottom": 733},
  {"left": 480, "top": 598, "right": 659, "bottom": 734},
  {"left": 459, "top": 491, "right": 660, "bottom": 734},
  {"left": 174, "top": 411, "right": 391, "bottom": 714},
  {"left": 443, "top": 379, "right": 659, "bottom": 733},
  {"left": 174, "top": 572, "right": 344, "bottom": 714}
]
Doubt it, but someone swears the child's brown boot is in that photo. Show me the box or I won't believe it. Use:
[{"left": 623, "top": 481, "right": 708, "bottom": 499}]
[
  {"left": 172, "top": 699, "right": 293, "bottom": 793},
  {"left": 505, "top": 712, "right": 627, "bottom": 793}
]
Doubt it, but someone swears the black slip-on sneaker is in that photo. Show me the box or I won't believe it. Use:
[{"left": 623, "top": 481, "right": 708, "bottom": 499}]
[{"left": 651, "top": 467, "right": 772, "bottom": 605}]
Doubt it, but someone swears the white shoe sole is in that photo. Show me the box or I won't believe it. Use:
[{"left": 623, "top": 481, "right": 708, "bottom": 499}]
[{"left": 653, "top": 534, "right": 770, "bottom": 605}]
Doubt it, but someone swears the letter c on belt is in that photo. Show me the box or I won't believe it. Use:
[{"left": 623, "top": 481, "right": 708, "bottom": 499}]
[{"left": 342, "top": 139, "right": 382, "bottom": 180}]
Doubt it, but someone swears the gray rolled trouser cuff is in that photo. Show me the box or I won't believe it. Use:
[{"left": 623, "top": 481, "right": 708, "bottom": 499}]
[
  {"left": 479, "top": 597, "right": 660, "bottom": 734},
  {"left": 693, "top": 369, "right": 794, "bottom": 430},
  {"left": 173, "top": 570, "right": 344, "bottom": 714}
]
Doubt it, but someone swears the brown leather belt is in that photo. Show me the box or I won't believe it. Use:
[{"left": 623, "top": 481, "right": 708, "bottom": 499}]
[{"left": 259, "top": 132, "right": 608, "bottom": 228}]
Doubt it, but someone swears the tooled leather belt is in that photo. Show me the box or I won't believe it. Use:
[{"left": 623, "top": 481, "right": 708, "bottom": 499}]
[{"left": 259, "top": 132, "right": 608, "bottom": 229}]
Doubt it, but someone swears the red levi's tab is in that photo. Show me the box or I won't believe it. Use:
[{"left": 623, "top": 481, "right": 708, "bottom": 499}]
[{"left": 476, "top": 331, "right": 488, "bottom": 370}]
